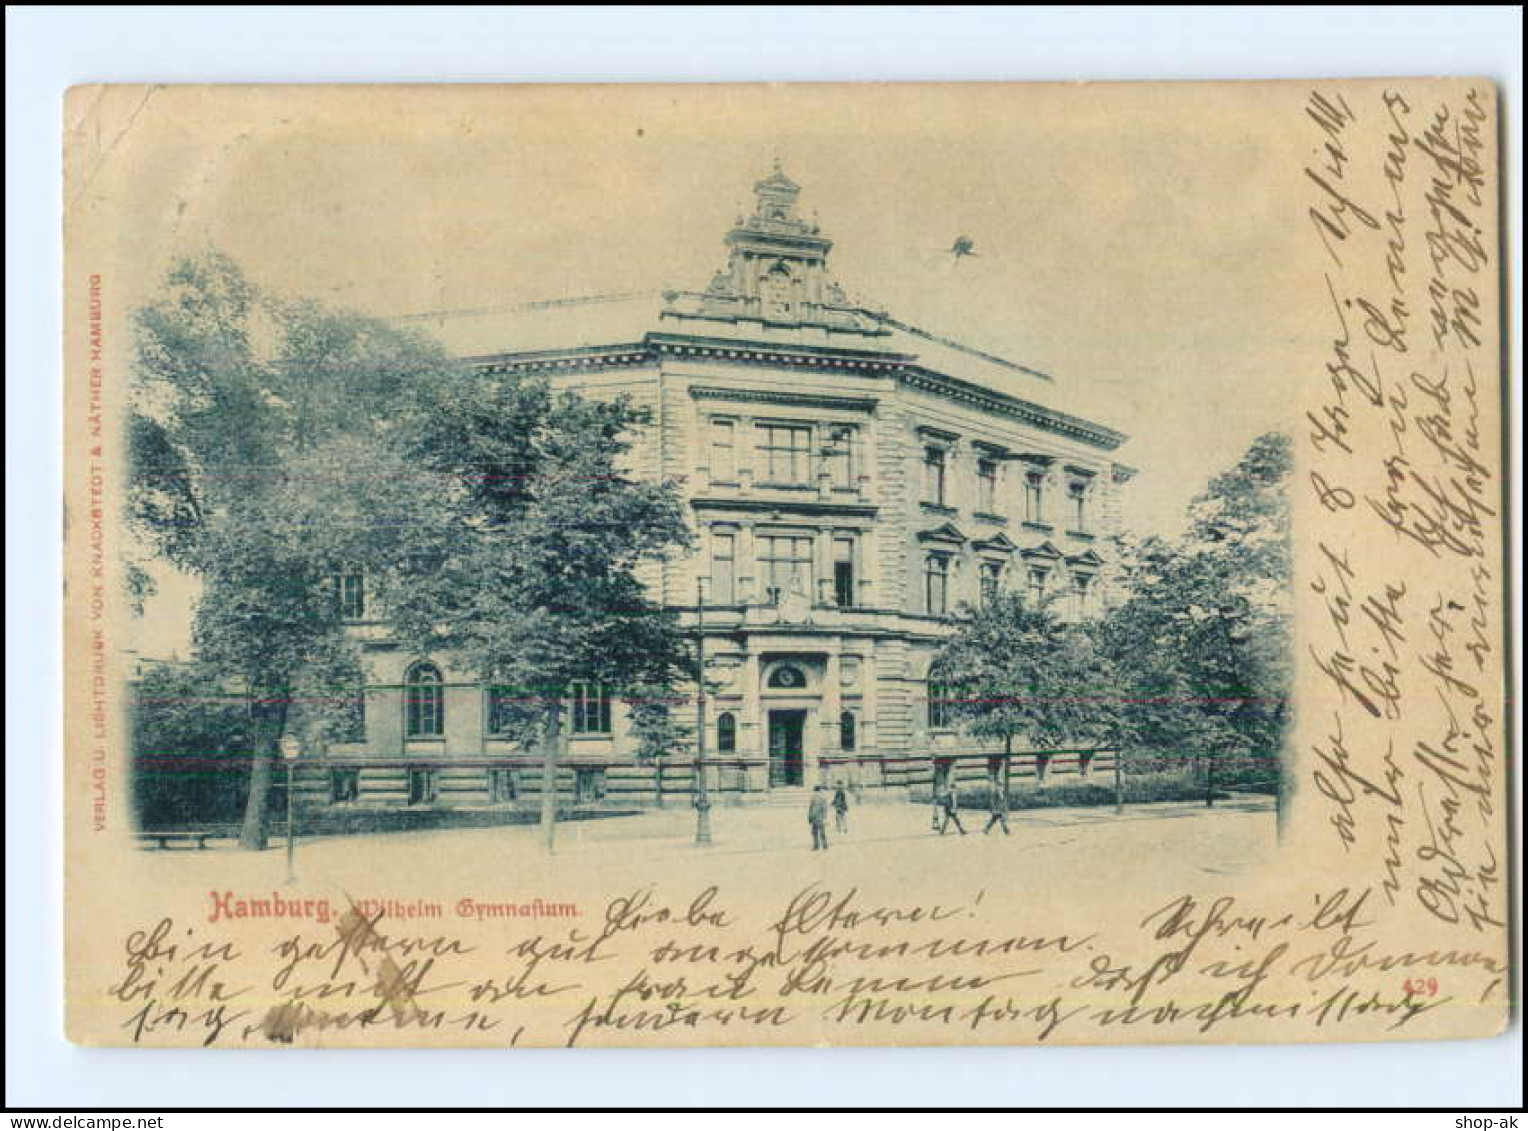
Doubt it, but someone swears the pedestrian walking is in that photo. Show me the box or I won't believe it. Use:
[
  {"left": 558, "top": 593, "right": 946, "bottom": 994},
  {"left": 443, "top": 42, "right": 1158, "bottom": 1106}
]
[
  {"left": 808, "top": 783, "right": 830, "bottom": 851},
  {"left": 832, "top": 782, "right": 850, "bottom": 835},
  {"left": 984, "top": 779, "right": 1011, "bottom": 835},
  {"left": 938, "top": 776, "right": 967, "bottom": 835}
]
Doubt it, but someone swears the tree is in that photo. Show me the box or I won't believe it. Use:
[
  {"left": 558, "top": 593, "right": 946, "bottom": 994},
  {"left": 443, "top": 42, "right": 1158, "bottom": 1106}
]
[
  {"left": 930, "top": 590, "right": 1118, "bottom": 792},
  {"left": 129, "top": 663, "right": 256, "bottom": 829},
  {"left": 625, "top": 685, "right": 693, "bottom": 807},
  {"left": 1098, "top": 432, "right": 1292, "bottom": 797},
  {"left": 390, "top": 365, "right": 694, "bottom": 852},
  {"left": 127, "top": 252, "right": 456, "bottom": 849}
]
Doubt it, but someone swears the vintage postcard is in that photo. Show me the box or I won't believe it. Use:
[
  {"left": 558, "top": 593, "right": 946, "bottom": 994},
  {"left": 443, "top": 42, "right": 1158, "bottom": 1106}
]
[{"left": 62, "top": 81, "right": 1508, "bottom": 1048}]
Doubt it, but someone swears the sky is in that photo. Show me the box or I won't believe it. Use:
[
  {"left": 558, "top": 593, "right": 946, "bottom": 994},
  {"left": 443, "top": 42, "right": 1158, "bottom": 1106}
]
[{"left": 76, "top": 83, "right": 1306, "bottom": 657}]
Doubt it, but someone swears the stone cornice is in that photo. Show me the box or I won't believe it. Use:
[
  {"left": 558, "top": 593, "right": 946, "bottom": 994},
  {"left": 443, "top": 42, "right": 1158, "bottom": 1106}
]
[
  {"left": 690, "top": 497, "right": 879, "bottom": 519},
  {"left": 651, "top": 333, "right": 909, "bottom": 374},
  {"left": 688, "top": 385, "right": 878, "bottom": 413},
  {"left": 465, "top": 330, "right": 1128, "bottom": 453},
  {"left": 469, "top": 342, "right": 653, "bottom": 375},
  {"left": 898, "top": 367, "right": 1126, "bottom": 452}
]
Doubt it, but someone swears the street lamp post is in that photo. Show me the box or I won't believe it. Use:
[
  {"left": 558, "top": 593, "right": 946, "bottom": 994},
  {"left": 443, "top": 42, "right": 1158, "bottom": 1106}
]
[
  {"left": 279, "top": 733, "right": 300, "bottom": 884},
  {"left": 694, "top": 577, "right": 712, "bottom": 846}
]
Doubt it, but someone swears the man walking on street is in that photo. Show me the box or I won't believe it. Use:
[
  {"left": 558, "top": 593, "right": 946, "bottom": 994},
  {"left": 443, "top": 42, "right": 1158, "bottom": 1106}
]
[
  {"left": 938, "top": 775, "right": 967, "bottom": 835},
  {"left": 809, "top": 783, "right": 830, "bottom": 851},
  {"left": 985, "top": 779, "right": 1011, "bottom": 835},
  {"left": 832, "top": 782, "right": 850, "bottom": 835}
]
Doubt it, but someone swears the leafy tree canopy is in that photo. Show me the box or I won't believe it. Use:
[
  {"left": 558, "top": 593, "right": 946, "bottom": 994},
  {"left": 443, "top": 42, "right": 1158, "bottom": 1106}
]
[
  {"left": 127, "top": 252, "right": 459, "bottom": 845},
  {"left": 389, "top": 365, "right": 694, "bottom": 709},
  {"left": 931, "top": 590, "right": 1117, "bottom": 753},
  {"left": 1098, "top": 432, "right": 1292, "bottom": 760}
]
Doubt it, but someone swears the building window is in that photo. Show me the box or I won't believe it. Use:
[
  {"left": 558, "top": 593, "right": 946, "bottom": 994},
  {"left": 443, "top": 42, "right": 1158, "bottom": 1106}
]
[
  {"left": 405, "top": 662, "right": 444, "bottom": 737},
  {"left": 1025, "top": 471, "right": 1046, "bottom": 524},
  {"left": 575, "top": 766, "right": 607, "bottom": 803},
  {"left": 485, "top": 684, "right": 527, "bottom": 737},
  {"left": 767, "top": 665, "right": 807, "bottom": 690},
  {"left": 334, "top": 689, "right": 366, "bottom": 743},
  {"left": 716, "top": 712, "right": 737, "bottom": 753},
  {"left": 928, "top": 681, "right": 952, "bottom": 729},
  {"left": 1069, "top": 480, "right": 1089, "bottom": 532},
  {"left": 329, "top": 768, "right": 360, "bottom": 804},
  {"left": 759, "top": 534, "right": 813, "bottom": 604},
  {"left": 826, "top": 426, "right": 858, "bottom": 489},
  {"left": 980, "top": 561, "right": 1004, "bottom": 608},
  {"left": 488, "top": 766, "right": 517, "bottom": 803},
  {"left": 570, "top": 681, "right": 612, "bottom": 734},
  {"left": 406, "top": 767, "right": 437, "bottom": 806},
  {"left": 335, "top": 571, "right": 365, "bottom": 621},
  {"left": 756, "top": 423, "right": 813, "bottom": 485},
  {"left": 1027, "top": 567, "right": 1049, "bottom": 608},
  {"left": 924, "top": 446, "right": 948, "bottom": 506},
  {"left": 924, "top": 553, "right": 951, "bottom": 616},
  {"left": 1072, "top": 572, "right": 1093, "bottom": 618},
  {"left": 833, "top": 536, "right": 856, "bottom": 608},
  {"left": 762, "top": 263, "right": 795, "bottom": 318},
  {"left": 977, "top": 458, "right": 999, "bottom": 514},
  {"left": 711, "top": 531, "right": 735, "bottom": 605},
  {"left": 710, "top": 419, "right": 736, "bottom": 482},
  {"left": 840, "top": 710, "right": 857, "bottom": 751}
]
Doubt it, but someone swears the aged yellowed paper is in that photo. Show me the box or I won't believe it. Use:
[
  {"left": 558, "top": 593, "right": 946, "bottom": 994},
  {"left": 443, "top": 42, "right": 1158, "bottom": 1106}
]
[{"left": 63, "top": 81, "right": 1508, "bottom": 1047}]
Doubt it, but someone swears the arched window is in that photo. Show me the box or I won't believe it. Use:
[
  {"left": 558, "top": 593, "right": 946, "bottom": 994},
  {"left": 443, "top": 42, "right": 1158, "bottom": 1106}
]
[
  {"left": 405, "top": 661, "right": 444, "bottom": 737},
  {"left": 840, "top": 711, "right": 857, "bottom": 752},
  {"left": 928, "top": 680, "right": 952, "bottom": 729},
  {"left": 767, "top": 664, "right": 807, "bottom": 690},
  {"left": 716, "top": 712, "right": 737, "bottom": 753}
]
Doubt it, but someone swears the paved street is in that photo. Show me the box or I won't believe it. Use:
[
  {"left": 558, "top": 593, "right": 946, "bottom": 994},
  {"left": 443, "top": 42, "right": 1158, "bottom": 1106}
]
[{"left": 139, "top": 795, "right": 1278, "bottom": 897}]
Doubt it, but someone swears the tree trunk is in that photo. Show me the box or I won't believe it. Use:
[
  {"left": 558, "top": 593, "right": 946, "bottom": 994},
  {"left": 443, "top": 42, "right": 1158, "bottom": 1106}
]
[
  {"left": 540, "top": 703, "right": 562, "bottom": 854},
  {"left": 654, "top": 758, "right": 664, "bottom": 808},
  {"left": 238, "top": 695, "right": 288, "bottom": 851}
]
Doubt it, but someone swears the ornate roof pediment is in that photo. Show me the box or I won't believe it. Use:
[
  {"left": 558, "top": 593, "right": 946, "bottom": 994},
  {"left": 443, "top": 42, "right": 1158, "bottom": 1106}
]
[{"left": 917, "top": 522, "right": 969, "bottom": 546}]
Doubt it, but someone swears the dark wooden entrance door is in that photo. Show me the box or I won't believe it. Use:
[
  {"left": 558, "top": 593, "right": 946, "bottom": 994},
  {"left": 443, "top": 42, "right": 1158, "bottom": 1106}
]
[{"left": 768, "top": 710, "right": 806, "bottom": 787}]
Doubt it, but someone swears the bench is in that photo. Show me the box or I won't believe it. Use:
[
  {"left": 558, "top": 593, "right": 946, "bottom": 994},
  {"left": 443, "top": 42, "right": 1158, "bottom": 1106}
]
[{"left": 137, "top": 828, "right": 238, "bottom": 850}]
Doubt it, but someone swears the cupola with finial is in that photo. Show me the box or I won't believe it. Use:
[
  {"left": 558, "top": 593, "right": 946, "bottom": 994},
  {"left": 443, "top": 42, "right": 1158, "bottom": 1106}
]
[{"left": 664, "top": 162, "right": 884, "bottom": 336}]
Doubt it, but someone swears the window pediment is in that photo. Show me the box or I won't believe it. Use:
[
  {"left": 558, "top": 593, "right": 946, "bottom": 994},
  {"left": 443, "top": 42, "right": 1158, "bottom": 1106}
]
[
  {"left": 1020, "top": 540, "right": 1064, "bottom": 561},
  {"left": 917, "top": 522, "right": 968, "bottom": 546},
  {"left": 972, "top": 531, "right": 1017, "bottom": 554}
]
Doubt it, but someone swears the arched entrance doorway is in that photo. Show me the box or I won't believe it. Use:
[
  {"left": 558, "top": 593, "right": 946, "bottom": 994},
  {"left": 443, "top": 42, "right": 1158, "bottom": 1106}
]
[{"left": 761, "top": 658, "right": 820, "bottom": 788}]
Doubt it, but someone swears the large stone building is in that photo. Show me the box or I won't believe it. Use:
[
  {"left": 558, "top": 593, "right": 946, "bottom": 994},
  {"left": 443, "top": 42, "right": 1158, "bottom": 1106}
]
[{"left": 305, "top": 166, "right": 1134, "bottom": 815}]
